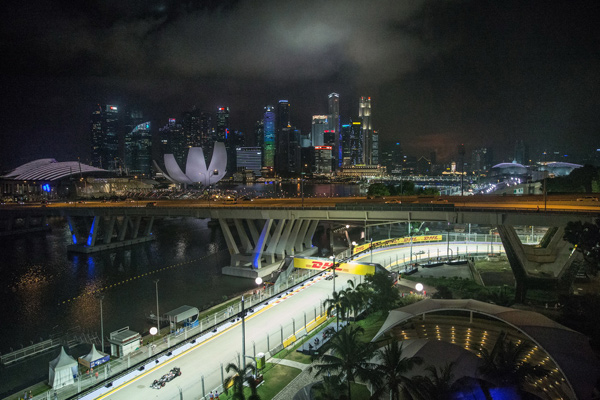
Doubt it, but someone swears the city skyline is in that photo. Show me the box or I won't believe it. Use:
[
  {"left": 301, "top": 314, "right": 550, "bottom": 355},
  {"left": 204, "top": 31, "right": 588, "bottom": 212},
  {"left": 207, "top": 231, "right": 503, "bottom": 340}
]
[{"left": 1, "top": 0, "right": 599, "bottom": 171}]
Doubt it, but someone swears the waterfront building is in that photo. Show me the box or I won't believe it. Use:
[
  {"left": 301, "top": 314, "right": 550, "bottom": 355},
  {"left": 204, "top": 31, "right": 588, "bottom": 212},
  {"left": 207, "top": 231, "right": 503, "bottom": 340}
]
[
  {"left": 90, "top": 104, "right": 120, "bottom": 170},
  {"left": 337, "top": 164, "right": 385, "bottom": 178},
  {"left": 311, "top": 146, "right": 333, "bottom": 175}
]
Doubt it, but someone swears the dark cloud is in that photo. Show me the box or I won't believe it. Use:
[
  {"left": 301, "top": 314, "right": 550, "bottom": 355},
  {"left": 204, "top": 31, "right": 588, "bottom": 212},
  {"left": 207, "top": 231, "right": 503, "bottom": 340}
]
[{"left": 1, "top": 0, "right": 599, "bottom": 170}]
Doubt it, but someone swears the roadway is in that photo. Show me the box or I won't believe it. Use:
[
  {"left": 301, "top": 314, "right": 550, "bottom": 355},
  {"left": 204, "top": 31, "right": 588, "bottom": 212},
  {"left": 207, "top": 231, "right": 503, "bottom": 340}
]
[{"left": 12, "top": 194, "right": 599, "bottom": 212}]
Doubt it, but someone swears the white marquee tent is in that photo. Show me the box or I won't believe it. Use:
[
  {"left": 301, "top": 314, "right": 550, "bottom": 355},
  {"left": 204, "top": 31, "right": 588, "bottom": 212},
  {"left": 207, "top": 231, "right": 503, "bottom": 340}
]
[{"left": 48, "top": 347, "right": 78, "bottom": 388}]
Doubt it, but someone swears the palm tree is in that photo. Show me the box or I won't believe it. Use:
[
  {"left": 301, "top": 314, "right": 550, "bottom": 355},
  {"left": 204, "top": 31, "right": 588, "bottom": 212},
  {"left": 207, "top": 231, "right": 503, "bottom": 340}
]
[
  {"left": 223, "top": 362, "right": 261, "bottom": 400},
  {"left": 310, "top": 325, "right": 378, "bottom": 400},
  {"left": 342, "top": 280, "right": 367, "bottom": 320},
  {"left": 412, "top": 362, "right": 458, "bottom": 400},
  {"left": 370, "top": 339, "right": 423, "bottom": 400},
  {"left": 478, "top": 332, "right": 549, "bottom": 394},
  {"left": 324, "top": 290, "right": 349, "bottom": 330}
]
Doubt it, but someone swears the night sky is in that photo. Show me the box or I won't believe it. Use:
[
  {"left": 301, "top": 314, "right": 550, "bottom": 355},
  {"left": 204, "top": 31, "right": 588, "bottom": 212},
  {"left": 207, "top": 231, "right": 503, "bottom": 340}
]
[{"left": 1, "top": 0, "right": 599, "bottom": 171}]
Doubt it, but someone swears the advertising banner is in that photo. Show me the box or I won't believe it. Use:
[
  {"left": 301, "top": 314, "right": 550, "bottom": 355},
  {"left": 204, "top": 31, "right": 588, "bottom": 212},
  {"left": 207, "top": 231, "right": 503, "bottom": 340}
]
[
  {"left": 293, "top": 257, "right": 376, "bottom": 276},
  {"left": 352, "top": 235, "right": 442, "bottom": 254}
]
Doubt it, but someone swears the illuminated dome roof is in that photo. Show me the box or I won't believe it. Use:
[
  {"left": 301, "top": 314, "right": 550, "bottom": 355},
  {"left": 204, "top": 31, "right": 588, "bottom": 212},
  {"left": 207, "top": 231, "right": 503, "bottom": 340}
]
[
  {"left": 2, "top": 159, "right": 109, "bottom": 181},
  {"left": 541, "top": 162, "right": 582, "bottom": 176},
  {"left": 153, "top": 142, "right": 227, "bottom": 186},
  {"left": 491, "top": 162, "right": 528, "bottom": 175}
]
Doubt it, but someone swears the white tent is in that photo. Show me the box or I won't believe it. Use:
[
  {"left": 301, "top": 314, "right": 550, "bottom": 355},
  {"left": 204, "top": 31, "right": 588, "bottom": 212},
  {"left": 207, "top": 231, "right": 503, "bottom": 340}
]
[
  {"left": 78, "top": 344, "right": 109, "bottom": 368},
  {"left": 48, "top": 347, "right": 77, "bottom": 388}
]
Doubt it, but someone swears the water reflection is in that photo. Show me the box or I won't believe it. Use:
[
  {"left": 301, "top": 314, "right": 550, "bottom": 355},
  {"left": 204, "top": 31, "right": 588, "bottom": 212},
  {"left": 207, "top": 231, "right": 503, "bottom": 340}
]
[{"left": 0, "top": 217, "right": 253, "bottom": 354}]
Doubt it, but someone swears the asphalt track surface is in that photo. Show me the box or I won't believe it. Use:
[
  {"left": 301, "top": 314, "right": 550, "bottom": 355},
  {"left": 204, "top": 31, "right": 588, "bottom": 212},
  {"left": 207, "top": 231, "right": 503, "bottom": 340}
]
[
  {"left": 88, "top": 241, "right": 498, "bottom": 400},
  {"left": 91, "top": 271, "right": 354, "bottom": 400}
]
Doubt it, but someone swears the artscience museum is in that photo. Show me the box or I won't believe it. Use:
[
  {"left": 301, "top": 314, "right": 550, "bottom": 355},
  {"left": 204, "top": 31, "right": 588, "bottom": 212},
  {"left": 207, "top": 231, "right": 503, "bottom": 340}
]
[{"left": 154, "top": 142, "right": 227, "bottom": 186}]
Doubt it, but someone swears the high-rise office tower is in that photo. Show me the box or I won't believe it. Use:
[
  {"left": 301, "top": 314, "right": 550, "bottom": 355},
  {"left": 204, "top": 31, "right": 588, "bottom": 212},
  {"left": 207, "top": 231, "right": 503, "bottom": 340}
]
[
  {"left": 372, "top": 130, "right": 379, "bottom": 165},
  {"left": 262, "top": 106, "right": 276, "bottom": 169},
  {"left": 275, "top": 100, "right": 292, "bottom": 175},
  {"left": 359, "top": 97, "right": 373, "bottom": 164},
  {"left": 124, "top": 121, "right": 153, "bottom": 175},
  {"left": 328, "top": 93, "right": 341, "bottom": 168},
  {"left": 90, "top": 104, "right": 120, "bottom": 170},
  {"left": 215, "top": 107, "right": 230, "bottom": 142},
  {"left": 159, "top": 118, "right": 186, "bottom": 164},
  {"left": 236, "top": 147, "right": 263, "bottom": 176},
  {"left": 181, "top": 108, "right": 212, "bottom": 152},
  {"left": 277, "top": 100, "right": 291, "bottom": 132},
  {"left": 276, "top": 126, "right": 301, "bottom": 176},
  {"left": 216, "top": 107, "right": 236, "bottom": 175},
  {"left": 340, "top": 118, "right": 363, "bottom": 165},
  {"left": 311, "top": 115, "right": 329, "bottom": 147}
]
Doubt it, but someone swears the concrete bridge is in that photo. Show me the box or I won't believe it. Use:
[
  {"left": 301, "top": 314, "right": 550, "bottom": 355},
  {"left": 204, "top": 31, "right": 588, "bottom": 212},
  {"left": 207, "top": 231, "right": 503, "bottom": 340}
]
[{"left": 0, "top": 202, "right": 596, "bottom": 299}]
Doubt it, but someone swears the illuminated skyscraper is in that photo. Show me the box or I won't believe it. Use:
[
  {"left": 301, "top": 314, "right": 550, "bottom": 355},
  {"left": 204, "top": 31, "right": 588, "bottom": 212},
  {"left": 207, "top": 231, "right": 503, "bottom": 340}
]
[
  {"left": 359, "top": 96, "right": 374, "bottom": 164},
  {"left": 262, "top": 106, "right": 276, "bottom": 169},
  {"left": 124, "top": 121, "right": 152, "bottom": 175},
  {"left": 328, "top": 93, "right": 341, "bottom": 168},
  {"left": 311, "top": 115, "right": 329, "bottom": 147},
  {"left": 341, "top": 118, "right": 363, "bottom": 165},
  {"left": 90, "top": 104, "right": 120, "bottom": 170}
]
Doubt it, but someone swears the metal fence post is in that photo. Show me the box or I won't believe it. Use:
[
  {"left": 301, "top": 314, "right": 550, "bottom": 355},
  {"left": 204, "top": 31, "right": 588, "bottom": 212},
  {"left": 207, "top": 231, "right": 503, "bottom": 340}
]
[
  {"left": 267, "top": 333, "right": 270, "bottom": 352},
  {"left": 280, "top": 325, "right": 284, "bottom": 345},
  {"left": 292, "top": 318, "right": 295, "bottom": 334},
  {"left": 221, "top": 363, "right": 224, "bottom": 389},
  {"left": 304, "top": 312, "right": 307, "bottom": 331},
  {"left": 201, "top": 375, "right": 205, "bottom": 399}
]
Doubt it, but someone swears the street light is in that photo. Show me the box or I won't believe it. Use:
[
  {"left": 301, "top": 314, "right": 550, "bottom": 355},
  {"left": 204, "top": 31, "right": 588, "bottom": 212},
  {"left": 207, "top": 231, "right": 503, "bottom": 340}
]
[
  {"left": 242, "top": 277, "right": 263, "bottom": 369},
  {"left": 329, "top": 255, "right": 337, "bottom": 293},
  {"left": 154, "top": 279, "right": 160, "bottom": 336},
  {"left": 95, "top": 293, "right": 105, "bottom": 353},
  {"left": 415, "top": 283, "right": 424, "bottom": 293},
  {"left": 351, "top": 241, "right": 357, "bottom": 259},
  {"left": 370, "top": 238, "right": 374, "bottom": 263}
]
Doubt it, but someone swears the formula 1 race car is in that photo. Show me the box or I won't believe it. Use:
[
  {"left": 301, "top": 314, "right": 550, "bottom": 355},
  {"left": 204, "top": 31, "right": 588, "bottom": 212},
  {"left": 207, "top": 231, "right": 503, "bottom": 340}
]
[{"left": 151, "top": 367, "right": 182, "bottom": 389}]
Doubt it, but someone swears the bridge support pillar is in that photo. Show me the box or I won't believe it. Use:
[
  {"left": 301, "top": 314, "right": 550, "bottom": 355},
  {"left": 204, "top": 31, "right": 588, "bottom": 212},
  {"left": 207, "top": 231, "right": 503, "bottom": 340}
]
[
  {"left": 276, "top": 220, "right": 295, "bottom": 258},
  {"left": 234, "top": 219, "right": 253, "bottom": 253},
  {"left": 252, "top": 219, "right": 273, "bottom": 268},
  {"left": 497, "top": 224, "right": 580, "bottom": 303},
  {"left": 295, "top": 220, "right": 310, "bottom": 252},
  {"left": 287, "top": 221, "right": 302, "bottom": 256},
  {"left": 264, "top": 219, "right": 286, "bottom": 264},
  {"left": 66, "top": 214, "right": 155, "bottom": 253},
  {"left": 304, "top": 220, "right": 319, "bottom": 249}
]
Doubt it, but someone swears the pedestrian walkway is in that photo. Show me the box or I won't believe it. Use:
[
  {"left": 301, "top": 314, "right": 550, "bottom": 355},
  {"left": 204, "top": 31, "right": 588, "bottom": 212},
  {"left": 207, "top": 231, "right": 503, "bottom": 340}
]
[
  {"left": 272, "top": 364, "right": 318, "bottom": 400},
  {"left": 270, "top": 358, "right": 310, "bottom": 371}
]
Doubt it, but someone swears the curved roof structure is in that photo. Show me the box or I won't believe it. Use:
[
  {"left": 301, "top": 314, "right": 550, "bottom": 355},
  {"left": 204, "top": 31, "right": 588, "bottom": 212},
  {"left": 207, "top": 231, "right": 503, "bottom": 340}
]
[
  {"left": 2, "top": 159, "right": 109, "bottom": 181},
  {"left": 159, "top": 143, "right": 227, "bottom": 186},
  {"left": 541, "top": 162, "right": 583, "bottom": 176},
  {"left": 373, "top": 299, "right": 599, "bottom": 400}
]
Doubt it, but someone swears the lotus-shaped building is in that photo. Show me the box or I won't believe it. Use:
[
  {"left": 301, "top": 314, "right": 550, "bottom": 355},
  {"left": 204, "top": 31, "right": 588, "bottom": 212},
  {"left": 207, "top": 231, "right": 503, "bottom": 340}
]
[{"left": 154, "top": 142, "right": 227, "bottom": 186}]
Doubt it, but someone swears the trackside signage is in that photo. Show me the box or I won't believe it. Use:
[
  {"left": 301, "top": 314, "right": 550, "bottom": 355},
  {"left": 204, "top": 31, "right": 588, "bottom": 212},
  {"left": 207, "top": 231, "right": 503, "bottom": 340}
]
[
  {"left": 353, "top": 235, "right": 442, "bottom": 254},
  {"left": 293, "top": 257, "right": 376, "bottom": 276}
]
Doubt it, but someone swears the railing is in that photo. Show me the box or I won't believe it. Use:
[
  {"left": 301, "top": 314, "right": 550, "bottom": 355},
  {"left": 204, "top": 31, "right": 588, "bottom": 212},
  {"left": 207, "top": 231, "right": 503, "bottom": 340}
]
[{"left": 0, "top": 339, "right": 62, "bottom": 365}]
